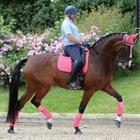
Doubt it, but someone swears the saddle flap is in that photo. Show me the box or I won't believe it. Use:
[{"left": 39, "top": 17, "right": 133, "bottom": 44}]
[{"left": 57, "top": 54, "right": 72, "bottom": 72}]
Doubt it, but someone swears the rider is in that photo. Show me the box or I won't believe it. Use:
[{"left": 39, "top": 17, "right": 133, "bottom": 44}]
[{"left": 61, "top": 5, "right": 88, "bottom": 89}]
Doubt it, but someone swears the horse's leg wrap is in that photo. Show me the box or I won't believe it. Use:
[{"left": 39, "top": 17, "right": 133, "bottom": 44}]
[
  {"left": 115, "top": 102, "right": 123, "bottom": 128},
  {"left": 73, "top": 113, "right": 83, "bottom": 128},
  {"left": 116, "top": 102, "right": 123, "bottom": 116},
  {"left": 38, "top": 105, "right": 52, "bottom": 122}
]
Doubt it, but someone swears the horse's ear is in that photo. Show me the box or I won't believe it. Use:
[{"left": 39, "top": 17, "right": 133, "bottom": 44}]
[{"left": 131, "top": 33, "right": 139, "bottom": 39}]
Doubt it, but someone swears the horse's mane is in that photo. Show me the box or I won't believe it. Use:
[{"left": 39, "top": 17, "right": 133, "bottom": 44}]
[{"left": 92, "top": 32, "right": 127, "bottom": 48}]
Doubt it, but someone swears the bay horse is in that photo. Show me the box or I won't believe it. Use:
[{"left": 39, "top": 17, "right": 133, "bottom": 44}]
[{"left": 6, "top": 32, "right": 138, "bottom": 134}]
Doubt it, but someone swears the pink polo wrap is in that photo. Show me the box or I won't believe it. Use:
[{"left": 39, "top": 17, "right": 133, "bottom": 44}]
[
  {"left": 117, "top": 102, "right": 123, "bottom": 116},
  {"left": 38, "top": 105, "right": 52, "bottom": 119},
  {"left": 73, "top": 113, "right": 83, "bottom": 128}
]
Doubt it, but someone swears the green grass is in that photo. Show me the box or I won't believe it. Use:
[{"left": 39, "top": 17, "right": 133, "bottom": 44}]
[{"left": 0, "top": 69, "right": 140, "bottom": 114}]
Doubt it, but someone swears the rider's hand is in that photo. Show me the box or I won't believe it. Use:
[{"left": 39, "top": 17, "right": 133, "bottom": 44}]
[{"left": 81, "top": 41, "right": 89, "bottom": 48}]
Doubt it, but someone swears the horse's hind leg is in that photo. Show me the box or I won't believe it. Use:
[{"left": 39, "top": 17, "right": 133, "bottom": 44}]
[
  {"left": 31, "top": 85, "right": 52, "bottom": 129},
  {"left": 8, "top": 84, "right": 34, "bottom": 133},
  {"left": 102, "top": 84, "right": 123, "bottom": 128}
]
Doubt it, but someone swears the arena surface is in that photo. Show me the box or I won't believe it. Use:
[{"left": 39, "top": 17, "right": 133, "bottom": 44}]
[{"left": 0, "top": 113, "right": 140, "bottom": 140}]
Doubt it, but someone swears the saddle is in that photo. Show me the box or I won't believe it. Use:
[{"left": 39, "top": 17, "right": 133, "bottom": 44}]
[{"left": 57, "top": 48, "right": 89, "bottom": 88}]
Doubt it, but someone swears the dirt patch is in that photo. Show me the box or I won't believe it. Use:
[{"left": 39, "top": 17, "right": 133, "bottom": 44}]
[{"left": 0, "top": 113, "right": 140, "bottom": 140}]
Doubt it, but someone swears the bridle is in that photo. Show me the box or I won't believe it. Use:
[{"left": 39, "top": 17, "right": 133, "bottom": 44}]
[
  {"left": 118, "top": 33, "right": 139, "bottom": 62},
  {"left": 115, "top": 46, "right": 132, "bottom": 63},
  {"left": 93, "top": 33, "right": 138, "bottom": 61},
  {"left": 93, "top": 44, "right": 132, "bottom": 63}
]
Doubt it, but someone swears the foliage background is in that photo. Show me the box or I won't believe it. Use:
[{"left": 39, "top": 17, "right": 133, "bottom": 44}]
[
  {"left": 0, "top": 0, "right": 136, "bottom": 33},
  {"left": 0, "top": 0, "right": 140, "bottom": 76}
]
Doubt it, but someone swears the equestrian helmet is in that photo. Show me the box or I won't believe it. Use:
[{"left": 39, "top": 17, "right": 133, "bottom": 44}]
[{"left": 64, "top": 5, "right": 78, "bottom": 14}]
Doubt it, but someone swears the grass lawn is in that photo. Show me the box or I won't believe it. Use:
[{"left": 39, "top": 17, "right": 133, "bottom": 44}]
[{"left": 0, "top": 69, "right": 140, "bottom": 114}]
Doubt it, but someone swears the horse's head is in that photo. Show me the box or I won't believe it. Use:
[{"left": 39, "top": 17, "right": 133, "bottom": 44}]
[
  {"left": 92, "top": 32, "right": 138, "bottom": 69},
  {"left": 117, "top": 33, "right": 139, "bottom": 69}
]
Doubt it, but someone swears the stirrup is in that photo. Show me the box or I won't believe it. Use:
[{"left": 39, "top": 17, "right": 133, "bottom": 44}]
[{"left": 68, "top": 82, "right": 82, "bottom": 90}]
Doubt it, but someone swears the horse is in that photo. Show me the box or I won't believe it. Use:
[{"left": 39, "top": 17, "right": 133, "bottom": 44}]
[{"left": 6, "top": 32, "right": 138, "bottom": 134}]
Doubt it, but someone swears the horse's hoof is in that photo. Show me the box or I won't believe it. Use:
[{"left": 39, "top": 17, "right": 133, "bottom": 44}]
[
  {"left": 7, "top": 127, "right": 15, "bottom": 134},
  {"left": 74, "top": 127, "right": 82, "bottom": 134},
  {"left": 47, "top": 122, "right": 52, "bottom": 129},
  {"left": 115, "top": 120, "right": 121, "bottom": 128}
]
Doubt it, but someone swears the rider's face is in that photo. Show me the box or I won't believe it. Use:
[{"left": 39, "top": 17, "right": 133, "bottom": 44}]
[{"left": 68, "top": 14, "right": 77, "bottom": 21}]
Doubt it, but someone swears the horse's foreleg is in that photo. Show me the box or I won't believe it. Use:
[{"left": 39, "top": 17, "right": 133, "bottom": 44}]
[
  {"left": 102, "top": 85, "right": 123, "bottom": 128},
  {"left": 31, "top": 88, "right": 52, "bottom": 129},
  {"left": 74, "top": 90, "right": 93, "bottom": 134}
]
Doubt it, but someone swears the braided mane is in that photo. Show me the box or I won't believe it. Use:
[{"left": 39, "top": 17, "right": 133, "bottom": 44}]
[{"left": 92, "top": 32, "right": 127, "bottom": 48}]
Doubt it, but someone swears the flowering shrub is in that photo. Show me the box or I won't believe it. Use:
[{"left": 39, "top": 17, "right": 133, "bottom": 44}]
[
  {"left": 0, "top": 26, "right": 99, "bottom": 56},
  {"left": 0, "top": 26, "right": 100, "bottom": 84}
]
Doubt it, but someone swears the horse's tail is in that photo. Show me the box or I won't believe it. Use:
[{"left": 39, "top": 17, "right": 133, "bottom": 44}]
[{"left": 7, "top": 58, "right": 28, "bottom": 122}]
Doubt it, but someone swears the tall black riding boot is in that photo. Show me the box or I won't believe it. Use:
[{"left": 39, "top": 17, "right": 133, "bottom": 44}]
[{"left": 69, "top": 60, "right": 82, "bottom": 90}]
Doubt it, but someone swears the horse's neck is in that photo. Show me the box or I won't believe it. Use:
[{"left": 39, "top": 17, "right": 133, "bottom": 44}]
[
  {"left": 92, "top": 35, "right": 123, "bottom": 69},
  {"left": 91, "top": 50, "right": 115, "bottom": 69},
  {"left": 96, "top": 54, "right": 115, "bottom": 69},
  {"left": 90, "top": 52, "right": 115, "bottom": 79},
  {"left": 101, "top": 36, "right": 123, "bottom": 54}
]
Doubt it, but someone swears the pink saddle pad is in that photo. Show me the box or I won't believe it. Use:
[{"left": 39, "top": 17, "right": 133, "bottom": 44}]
[
  {"left": 57, "top": 54, "right": 72, "bottom": 73},
  {"left": 57, "top": 48, "right": 89, "bottom": 73}
]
